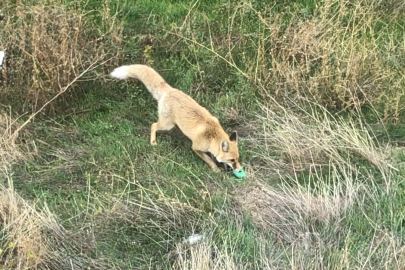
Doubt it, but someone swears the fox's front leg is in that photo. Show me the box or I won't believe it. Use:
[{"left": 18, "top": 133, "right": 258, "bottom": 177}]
[{"left": 192, "top": 147, "right": 220, "bottom": 172}]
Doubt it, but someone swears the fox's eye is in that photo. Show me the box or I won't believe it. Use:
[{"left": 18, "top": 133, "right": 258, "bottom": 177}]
[{"left": 230, "top": 159, "right": 235, "bottom": 162}]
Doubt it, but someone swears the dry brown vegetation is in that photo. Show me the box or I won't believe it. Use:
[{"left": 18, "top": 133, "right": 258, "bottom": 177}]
[
  {"left": 172, "top": 240, "right": 239, "bottom": 270},
  {"left": 233, "top": 170, "right": 358, "bottom": 243},
  {"left": 177, "top": 0, "right": 405, "bottom": 121},
  {"left": 0, "top": 0, "right": 123, "bottom": 112},
  {"left": 257, "top": 0, "right": 405, "bottom": 120},
  {"left": 0, "top": 182, "right": 113, "bottom": 270},
  {"left": 252, "top": 104, "right": 391, "bottom": 173},
  {"left": 0, "top": 183, "right": 49, "bottom": 269},
  {"left": 0, "top": 113, "right": 28, "bottom": 173}
]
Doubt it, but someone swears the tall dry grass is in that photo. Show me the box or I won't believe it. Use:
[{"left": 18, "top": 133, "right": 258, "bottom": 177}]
[
  {"left": 0, "top": 0, "right": 123, "bottom": 112},
  {"left": 255, "top": 0, "right": 405, "bottom": 121},
  {"left": 0, "top": 112, "right": 27, "bottom": 174},
  {"left": 172, "top": 239, "right": 239, "bottom": 270},
  {"left": 0, "top": 180, "right": 113, "bottom": 270},
  {"left": 254, "top": 103, "right": 392, "bottom": 173},
  {"left": 0, "top": 181, "right": 48, "bottom": 269},
  {"left": 176, "top": 0, "right": 405, "bottom": 121}
]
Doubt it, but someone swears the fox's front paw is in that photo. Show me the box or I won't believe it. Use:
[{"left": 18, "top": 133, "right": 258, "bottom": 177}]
[
  {"left": 211, "top": 166, "right": 220, "bottom": 173},
  {"left": 150, "top": 140, "right": 157, "bottom": 146}
]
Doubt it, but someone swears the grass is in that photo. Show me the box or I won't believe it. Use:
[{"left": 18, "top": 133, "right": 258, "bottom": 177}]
[{"left": 1, "top": 0, "right": 405, "bottom": 269}]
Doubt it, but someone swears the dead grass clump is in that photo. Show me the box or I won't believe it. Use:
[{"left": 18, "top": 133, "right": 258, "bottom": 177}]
[
  {"left": 251, "top": 104, "right": 390, "bottom": 174},
  {"left": 233, "top": 165, "right": 359, "bottom": 244},
  {"left": 0, "top": 0, "right": 122, "bottom": 112},
  {"left": 0, "top": 182, "right": 113, "bottom": 269},
  {"left": 280, "top": 228, "right": 405, "bottom": 270},
  {"left": 255, "top": 0, "right": 405, "bottom": 120},
  {"left": 0, "top": 184, "right": 47, "bottom": 269},
  {"left": 172, "top": 240, "right": 239, "bottom": 270},
  {"left": 0, "top": 113, "right": 27, "bottom": 172}
]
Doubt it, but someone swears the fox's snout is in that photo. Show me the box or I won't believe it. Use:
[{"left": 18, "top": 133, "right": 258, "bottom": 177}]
[{"left": 233, "top": 161, "right": 242, "bottom": 172}]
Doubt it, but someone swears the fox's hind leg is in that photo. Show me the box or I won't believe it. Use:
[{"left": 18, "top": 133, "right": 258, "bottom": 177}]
[{"left": 150, "top": 117, "right": 174, "bottom": 145}]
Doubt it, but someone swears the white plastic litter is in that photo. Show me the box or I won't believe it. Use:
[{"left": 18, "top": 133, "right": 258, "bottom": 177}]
[
  {"left": 0, "top": 49, "right": 5, "bottom": 71},
  {"left": 183, "top": 233, "right": 205, "bottom": 245}
]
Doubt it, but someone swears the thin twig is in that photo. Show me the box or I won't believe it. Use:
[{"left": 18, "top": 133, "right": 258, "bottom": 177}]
[
  {"left": 169, "top": 31, "right": 250, "bottom": 80},
  {"left": 9, "top": 58, "right": 108, "bottom": 141}
]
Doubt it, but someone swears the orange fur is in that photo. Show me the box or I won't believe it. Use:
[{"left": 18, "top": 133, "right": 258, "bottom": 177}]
[{"left": 110, "top": 64, "right": 242, "bottom": 172}]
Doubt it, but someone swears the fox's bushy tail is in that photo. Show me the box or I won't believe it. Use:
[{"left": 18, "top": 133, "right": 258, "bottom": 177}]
[{"left": 110, "top": 64, "right": 171, "bottom": 101}]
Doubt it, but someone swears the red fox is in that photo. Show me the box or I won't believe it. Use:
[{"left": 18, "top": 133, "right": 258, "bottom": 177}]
[{"left": 110, "top": 64, "right": 242, "bottom": 172}]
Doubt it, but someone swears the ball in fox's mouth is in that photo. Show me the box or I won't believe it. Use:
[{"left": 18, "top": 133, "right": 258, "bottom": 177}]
[{"left": 232, "top": 167, "right": 245, "bottom": 178}]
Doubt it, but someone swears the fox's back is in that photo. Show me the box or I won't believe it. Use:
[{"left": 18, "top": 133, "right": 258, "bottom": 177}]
[{"left": 160, "top": 89, "right": 220, "bottom": 140}]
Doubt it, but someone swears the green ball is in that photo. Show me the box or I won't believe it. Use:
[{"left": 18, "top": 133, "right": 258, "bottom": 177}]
[{"left": 233, "top": 167, "right": 245, "bottom": 178}]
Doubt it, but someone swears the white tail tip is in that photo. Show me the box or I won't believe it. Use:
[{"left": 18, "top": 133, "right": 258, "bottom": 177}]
[{"left": 110, "top": 66, "right": 129, "bottom": 79}]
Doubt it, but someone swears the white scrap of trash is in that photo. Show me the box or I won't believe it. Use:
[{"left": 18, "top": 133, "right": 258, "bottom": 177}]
[
  {"left": 0, "top": 49, "right": 5, "bottom": 71},
  {"left": 183, "top": 233, "right": 205, "bottom": 245}
]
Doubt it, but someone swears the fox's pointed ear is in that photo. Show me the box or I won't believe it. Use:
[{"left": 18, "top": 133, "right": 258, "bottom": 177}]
[
  {"left": 229, "top": 131, "right": 238, "bottom": 142},
  {"left": 221, "top": 140, "right": 229, "bottom": 152}
]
